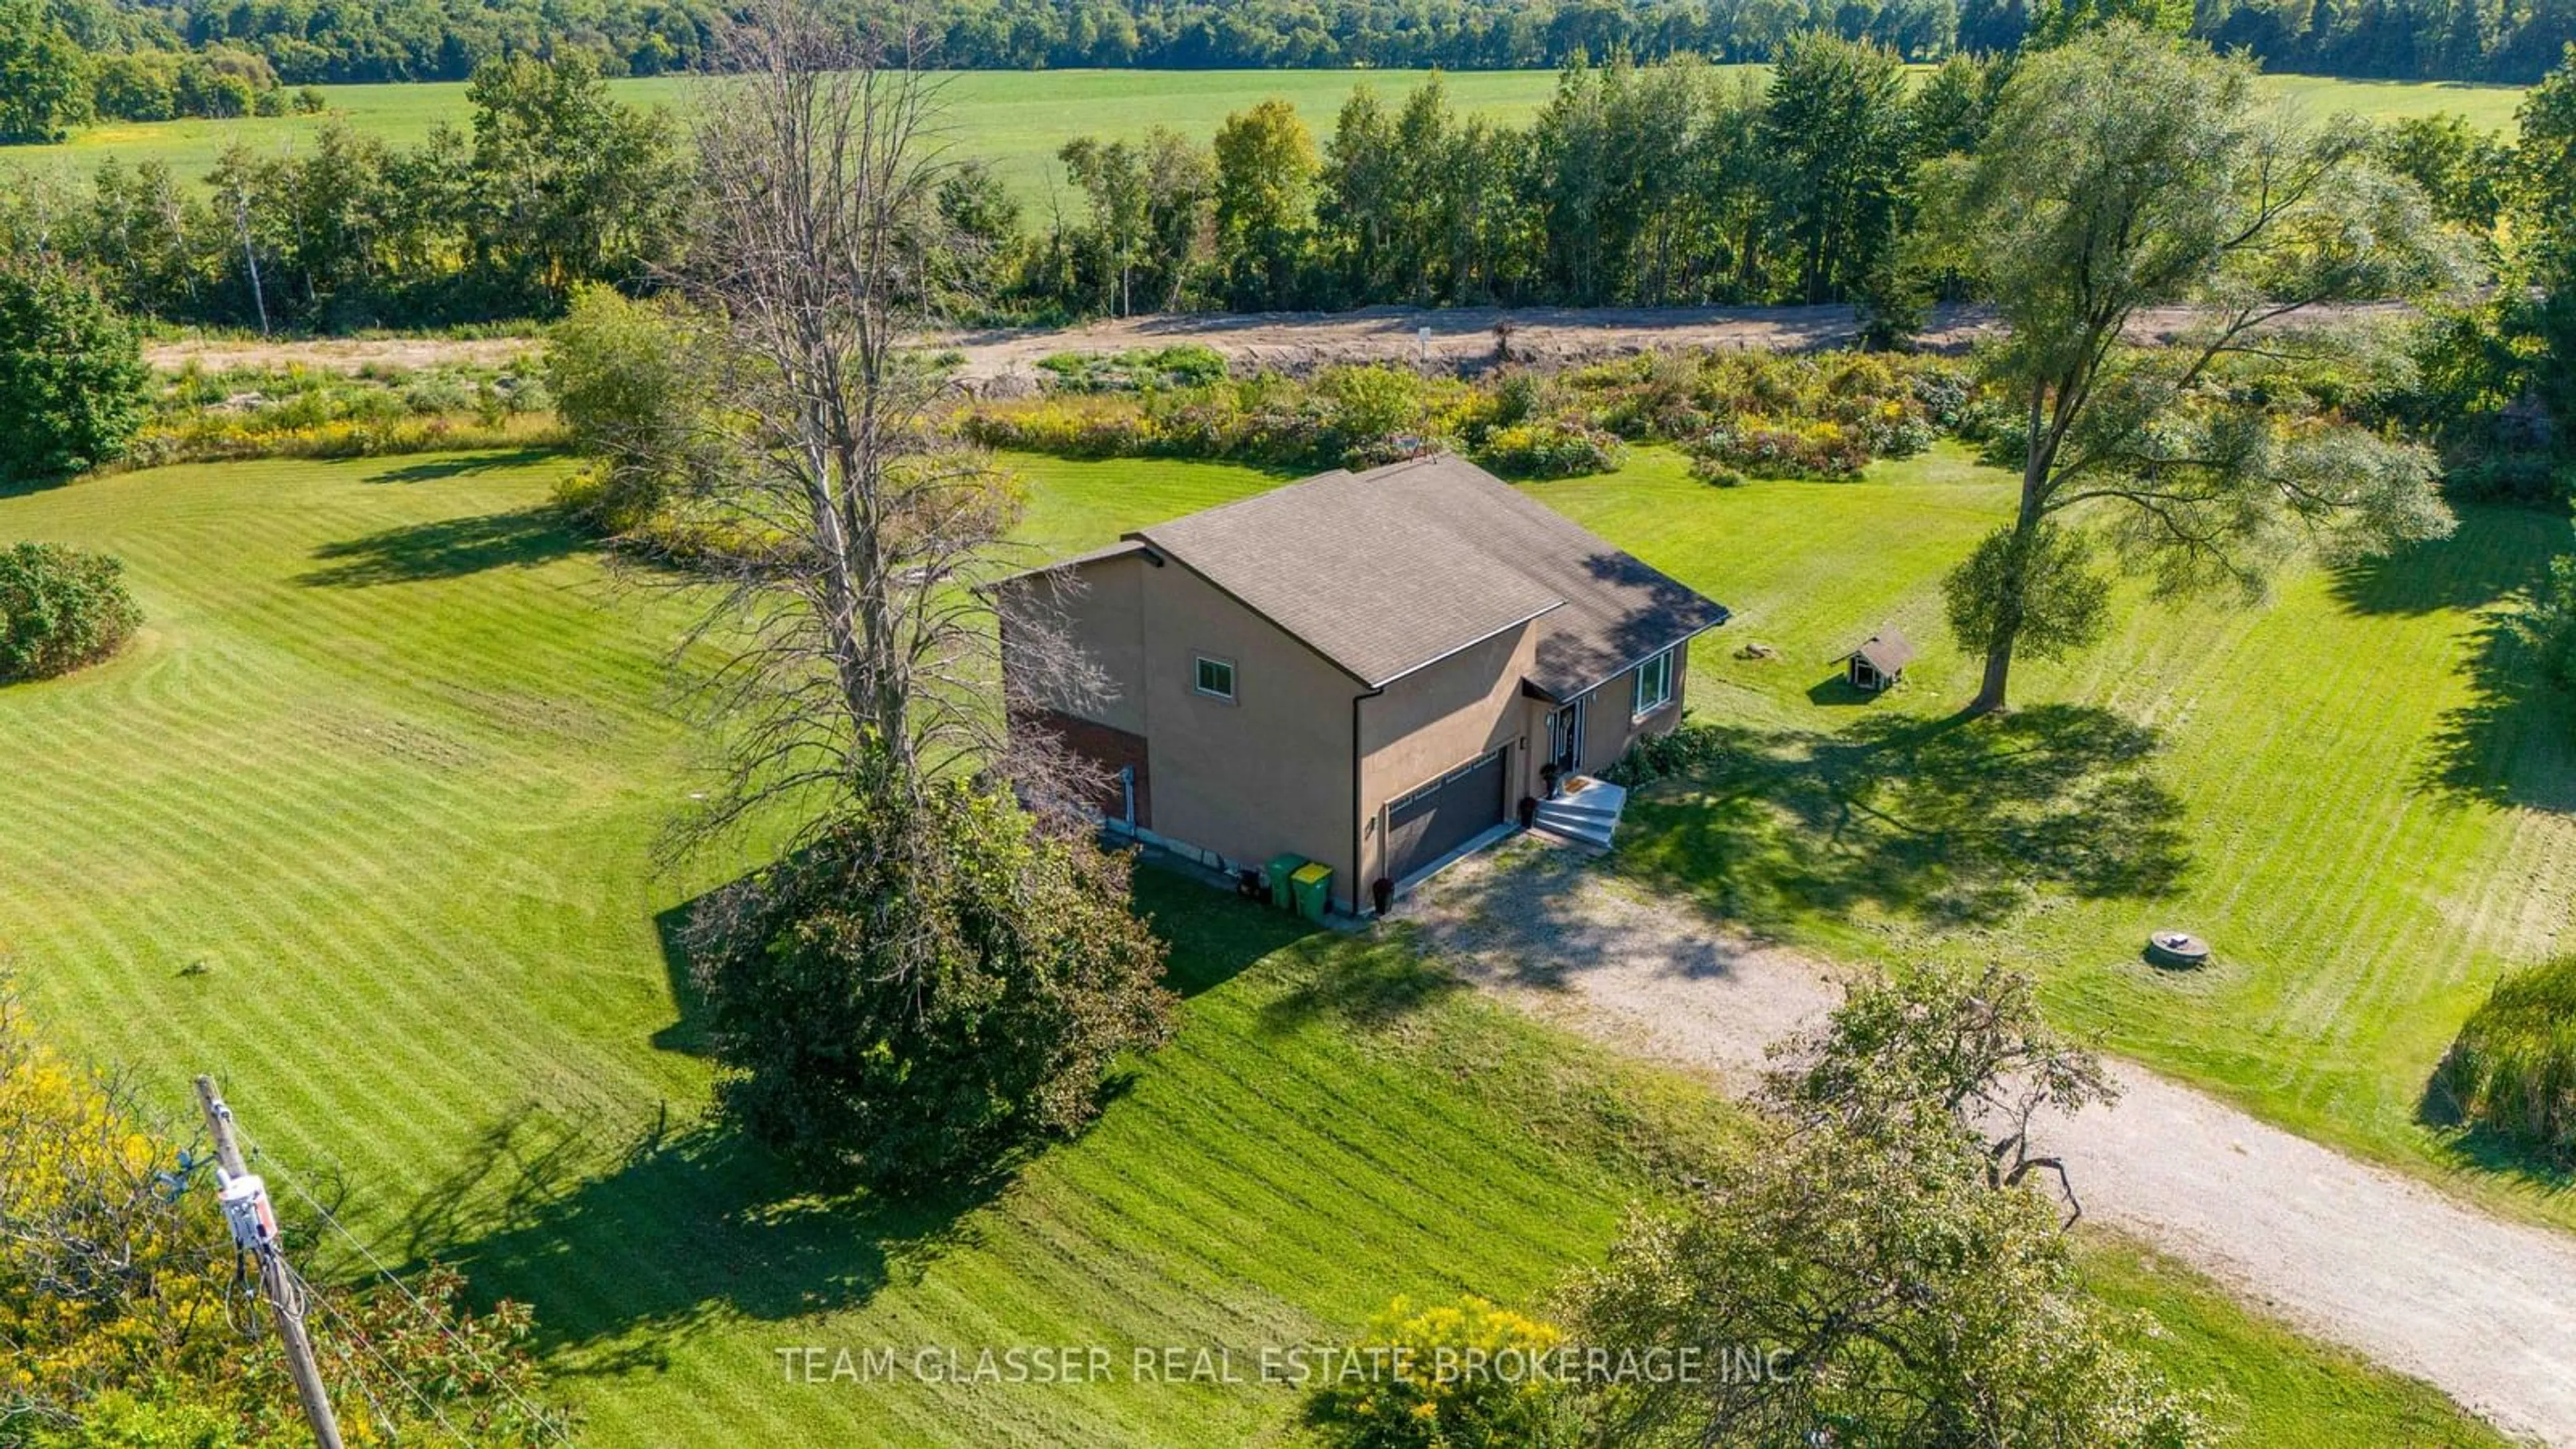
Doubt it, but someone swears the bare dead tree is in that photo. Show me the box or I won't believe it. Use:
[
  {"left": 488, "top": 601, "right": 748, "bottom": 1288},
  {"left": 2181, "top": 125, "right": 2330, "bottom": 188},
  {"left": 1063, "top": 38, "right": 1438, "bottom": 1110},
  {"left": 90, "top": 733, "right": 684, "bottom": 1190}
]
[{"left": 658, "top": 0, "right": 1102, "bottom": 857}]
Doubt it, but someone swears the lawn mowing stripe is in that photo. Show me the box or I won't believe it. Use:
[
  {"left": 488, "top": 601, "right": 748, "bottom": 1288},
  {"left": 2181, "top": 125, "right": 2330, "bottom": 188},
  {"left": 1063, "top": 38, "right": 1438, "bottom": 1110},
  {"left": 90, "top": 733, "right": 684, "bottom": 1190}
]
[{"left": 0, "top": 447, "right": 2534, "bottom": 1445}]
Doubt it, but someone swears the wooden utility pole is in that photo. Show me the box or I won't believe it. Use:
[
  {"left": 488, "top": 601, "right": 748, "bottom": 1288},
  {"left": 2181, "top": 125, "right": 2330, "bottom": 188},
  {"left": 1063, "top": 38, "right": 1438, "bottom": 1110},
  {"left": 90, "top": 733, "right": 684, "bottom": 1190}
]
[{"left": 195, "top": 1075, "right": 345, "bottom": 1449}]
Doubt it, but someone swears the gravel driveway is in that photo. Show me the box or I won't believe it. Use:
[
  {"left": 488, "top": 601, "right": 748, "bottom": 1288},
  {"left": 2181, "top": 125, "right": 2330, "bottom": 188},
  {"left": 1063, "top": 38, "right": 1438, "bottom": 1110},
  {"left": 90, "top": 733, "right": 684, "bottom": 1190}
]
[{"left": 1401, "top": 839, "right": 2576, "bottom": 1447}]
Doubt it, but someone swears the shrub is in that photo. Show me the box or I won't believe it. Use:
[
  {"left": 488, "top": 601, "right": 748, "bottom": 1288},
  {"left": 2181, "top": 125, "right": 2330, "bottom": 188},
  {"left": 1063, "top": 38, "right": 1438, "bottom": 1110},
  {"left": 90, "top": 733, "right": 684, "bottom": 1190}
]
[
  {"left": 967, "top": 348, "right": 1988, "bottom": 478},
  {"left": 1687, "top": 417, "right": 1873, "bottom": 480},
  {"left": 959, "top": 394, "right": 1157, "bottom": 458},
  {"left": 0, "top": 543, "right": 142, "bottom": 682},
  {"left": 1304, "top": 1295, "right": 1581, "bottom": 1449},
  {"left": 1320, "top": 364, "right": 1429, "bottom": 466},
  {"left": 688, "top": 782, "right": 1175, "bottom": 1189},
  {"left": 0, "top": 262, "right": 149, "bottom": 483},
  {"left": 1488, "top": 368, "right": 1546, "bottom": 429},
  {"left": 1035, "top": 344, "right": 1228, "bottom": 392},
  {"left": 545, "top": 284, "right": 711, "bottom": 533},
  {"left": 1474, "top": 421, "right": 1621, "bottom": 479},
  {"left": 1979, "top": 410, "right": 2033, "bottom": 471},
  {"left": 2445, "top": 452, "right": 2571, "bottom": 507},
  {"left": 1601, "top": 715, "right": 1728, "bottom": 788},
  {"left": 2514, "top": 554, "right": 2576, "bottom": 689},
  {"left": 125, "top": 411, "right": 558, "bottom": 470},
  {"left": 2434, "top": 956, "right": 2576, "bottom": 1165}
]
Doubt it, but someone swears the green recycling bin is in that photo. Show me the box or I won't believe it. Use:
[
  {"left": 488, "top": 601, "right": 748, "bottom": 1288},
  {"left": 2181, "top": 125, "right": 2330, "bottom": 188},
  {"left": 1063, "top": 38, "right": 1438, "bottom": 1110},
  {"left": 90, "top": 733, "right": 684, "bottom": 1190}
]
[
  {"left": 1265, "top": 853, "right": 1306, "bottom": 910},
  {"left": 1290, "top": 861, "right": 1333, "bottom": 922}
]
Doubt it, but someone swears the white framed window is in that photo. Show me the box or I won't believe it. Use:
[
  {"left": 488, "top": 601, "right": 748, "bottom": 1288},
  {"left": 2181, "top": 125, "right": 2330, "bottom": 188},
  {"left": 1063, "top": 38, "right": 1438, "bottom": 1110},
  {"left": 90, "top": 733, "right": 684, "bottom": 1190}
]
[
  {"left": 1194, "top": 655, "right": 1237, "bottom": 702},
  {"left": 1632, "top": 647, "right": 1675, "bottom": 719}
]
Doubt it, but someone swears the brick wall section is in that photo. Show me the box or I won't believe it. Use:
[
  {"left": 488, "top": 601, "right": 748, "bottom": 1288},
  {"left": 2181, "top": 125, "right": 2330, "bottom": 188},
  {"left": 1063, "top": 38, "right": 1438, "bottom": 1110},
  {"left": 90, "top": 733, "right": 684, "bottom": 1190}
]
[{"left": 1034, "top": 709, "right": 1151, "bottom": 827}]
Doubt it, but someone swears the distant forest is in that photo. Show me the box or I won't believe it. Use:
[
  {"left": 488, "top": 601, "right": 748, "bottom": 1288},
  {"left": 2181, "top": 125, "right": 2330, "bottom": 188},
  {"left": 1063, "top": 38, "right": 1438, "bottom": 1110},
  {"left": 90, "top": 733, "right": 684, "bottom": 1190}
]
[{"left": 30, "top": 0, "right": 2576, "bottom": 87}]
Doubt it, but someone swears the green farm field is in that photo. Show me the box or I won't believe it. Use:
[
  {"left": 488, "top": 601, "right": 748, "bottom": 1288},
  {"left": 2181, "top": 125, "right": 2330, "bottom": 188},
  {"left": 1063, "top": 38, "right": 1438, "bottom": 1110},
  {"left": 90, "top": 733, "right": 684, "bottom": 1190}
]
[
  {"left": 0, "top": 445, "right": 2518, "bottom": 1444},
  {"left": 9, "top": 66, "right": 2532, "bottom": 202}
]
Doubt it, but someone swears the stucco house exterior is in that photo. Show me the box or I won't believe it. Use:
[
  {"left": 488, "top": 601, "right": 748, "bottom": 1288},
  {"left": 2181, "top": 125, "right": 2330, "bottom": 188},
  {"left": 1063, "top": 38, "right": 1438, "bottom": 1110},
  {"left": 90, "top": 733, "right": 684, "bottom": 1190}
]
[{"left": 1001, "top": 453, "right": 1729, "bottom": 914}]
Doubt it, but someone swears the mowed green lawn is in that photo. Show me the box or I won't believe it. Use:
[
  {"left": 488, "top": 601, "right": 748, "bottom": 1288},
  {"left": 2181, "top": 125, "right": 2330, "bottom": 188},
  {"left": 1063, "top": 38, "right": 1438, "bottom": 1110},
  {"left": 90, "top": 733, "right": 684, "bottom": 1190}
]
[
  {"left": 1534, "top": 444, "right": 2576, "bottom": 1226},
  {"left": 0, "top": 447, "right": 2512, "bottom": 1444},
  {"left": 11, "top": 66, "right": 2530, "bottom": 202}
]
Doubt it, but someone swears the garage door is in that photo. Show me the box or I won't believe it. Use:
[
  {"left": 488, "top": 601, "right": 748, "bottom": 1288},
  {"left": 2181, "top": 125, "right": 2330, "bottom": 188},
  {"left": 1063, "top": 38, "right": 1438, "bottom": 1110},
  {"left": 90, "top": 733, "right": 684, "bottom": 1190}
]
[{"left": 1385, "top": 749, "right": 1509, "bottom": 884}]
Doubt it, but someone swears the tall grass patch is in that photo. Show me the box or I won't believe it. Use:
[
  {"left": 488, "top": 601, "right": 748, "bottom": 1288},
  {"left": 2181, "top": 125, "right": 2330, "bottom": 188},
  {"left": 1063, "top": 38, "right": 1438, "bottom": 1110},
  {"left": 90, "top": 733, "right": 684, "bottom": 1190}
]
[{"left": 2436, "top": 957, "right": 2576, "bottom": 1165}]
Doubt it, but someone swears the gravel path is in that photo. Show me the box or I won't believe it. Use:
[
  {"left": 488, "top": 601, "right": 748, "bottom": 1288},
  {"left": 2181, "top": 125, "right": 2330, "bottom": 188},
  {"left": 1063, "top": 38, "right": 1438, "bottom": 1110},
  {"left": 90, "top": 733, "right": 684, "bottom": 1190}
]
[{"left": 1401, "top": 839, "right": 2576, "bottom": 1447}]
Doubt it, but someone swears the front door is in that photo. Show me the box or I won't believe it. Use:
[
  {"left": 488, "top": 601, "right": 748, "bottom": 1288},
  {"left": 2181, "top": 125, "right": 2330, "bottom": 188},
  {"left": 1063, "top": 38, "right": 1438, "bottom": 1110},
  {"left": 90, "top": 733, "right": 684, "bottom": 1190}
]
[{"left": 1547, "top": 699, "right": 1584, "bottom": 783}]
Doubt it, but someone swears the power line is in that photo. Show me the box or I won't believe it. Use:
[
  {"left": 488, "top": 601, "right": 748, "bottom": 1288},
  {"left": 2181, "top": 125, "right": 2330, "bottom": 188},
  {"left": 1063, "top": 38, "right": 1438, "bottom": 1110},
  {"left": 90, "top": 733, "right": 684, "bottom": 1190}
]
[
  {"left": 292, "top": 1265, "right": 480, "bottom": 1449},
  {"left": 229, "top": 1122, "right": 571, "bottom": 1445}
]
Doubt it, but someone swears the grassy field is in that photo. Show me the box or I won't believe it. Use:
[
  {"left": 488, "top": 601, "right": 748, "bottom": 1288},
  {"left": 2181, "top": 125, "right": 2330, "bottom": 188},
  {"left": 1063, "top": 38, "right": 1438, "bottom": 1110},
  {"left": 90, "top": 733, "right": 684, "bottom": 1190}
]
[
  {"left": 1532, "top": 443, "right": 2576, "bottom": 1227},
  {"left": 0, "top": 446, "right": 2514, "bottom": 1444},
  {"left": 9, "top": 66, "right": 2531, "bottom": 201}
]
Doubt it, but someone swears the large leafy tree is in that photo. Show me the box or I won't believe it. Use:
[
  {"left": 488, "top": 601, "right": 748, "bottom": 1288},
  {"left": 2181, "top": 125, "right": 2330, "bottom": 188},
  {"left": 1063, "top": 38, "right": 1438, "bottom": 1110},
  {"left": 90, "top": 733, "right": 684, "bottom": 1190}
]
[
  {"left": 1060, "top": 127, "right": 1208, "bottom": 315},
  {"left": 1059, "top": 134, "right": 1154, "bottom": 317},
  {"left": 1320, "top": 83, "right": 1403, "bottom": 302},
  {"left": 1211, "top": 98, "right": 1318, "bottom": 310},
  {"left": 1930, "top": 24, "right": 2458, "bottom": 712},
  {"left": 463, "top": 53, "right": 686, "bottom": 311},
  {"left": 0, "top": 260, "right": 146, "bottom": 483},
  {"left": 0, "top": 0, "right": 89, "bottom": 144},
  {"left": 1763, "top": 32, "right": 1910, "bottom": 307},
  {"left": 1564, "top": 963, "right": 2210, "bottom": 1447},
  {"left": 2513, "top": 44, "right": 2576, "bottom": 443},
  {"left": 688, "top": 784, "right": 1174, "bottom": 1187}
]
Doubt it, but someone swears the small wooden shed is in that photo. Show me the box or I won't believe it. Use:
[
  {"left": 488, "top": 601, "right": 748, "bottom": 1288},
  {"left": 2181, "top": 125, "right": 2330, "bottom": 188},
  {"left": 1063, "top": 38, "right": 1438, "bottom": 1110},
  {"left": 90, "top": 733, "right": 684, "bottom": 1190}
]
[{"left": 1843, "top": 627, "right": 1916, "bottom": 693}]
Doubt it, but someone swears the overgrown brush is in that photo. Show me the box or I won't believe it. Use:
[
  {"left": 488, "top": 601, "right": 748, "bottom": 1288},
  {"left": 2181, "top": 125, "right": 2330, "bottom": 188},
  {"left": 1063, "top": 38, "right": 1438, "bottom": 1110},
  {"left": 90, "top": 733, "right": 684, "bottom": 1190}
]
[
  {"left": 963, "top": 350, "right": 1977, "bottom": 482},
  {"left": 2434, "top": 956, "right": 2576, "bottom": 1165},
  {"left": 1035, "top": 344, "right": 1229, "bottom": 392},
  {"left": 124, "top": 359, "right": 559, "bottom": 469}
]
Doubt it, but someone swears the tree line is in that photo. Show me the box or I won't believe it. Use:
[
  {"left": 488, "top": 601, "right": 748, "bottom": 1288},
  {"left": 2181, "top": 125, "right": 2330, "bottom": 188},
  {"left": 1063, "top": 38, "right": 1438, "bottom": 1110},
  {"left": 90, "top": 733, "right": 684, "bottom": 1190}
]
[
  {"left": 4, "top": 30, "right": 2554, "bottom": 335},
  {"left": 5, "top": 0, "right": 2575, "bottom": 143},
  {"left": 1, "top": 54, "right": 686, "bottom": 328},
  {"left": 1030, "top": 40, "right": 1954, "bottom": 321},
  {"left": 1, "top": 39, "right": 1953, "bottom": 328}
]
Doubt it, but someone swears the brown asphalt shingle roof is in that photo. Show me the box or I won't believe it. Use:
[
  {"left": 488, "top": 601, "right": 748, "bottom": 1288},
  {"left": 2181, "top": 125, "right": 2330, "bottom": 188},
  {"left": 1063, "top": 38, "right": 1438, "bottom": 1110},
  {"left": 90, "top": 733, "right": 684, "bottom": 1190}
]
[{"left": 1126, "top": 454, "right": 1729, "bottom": 694}]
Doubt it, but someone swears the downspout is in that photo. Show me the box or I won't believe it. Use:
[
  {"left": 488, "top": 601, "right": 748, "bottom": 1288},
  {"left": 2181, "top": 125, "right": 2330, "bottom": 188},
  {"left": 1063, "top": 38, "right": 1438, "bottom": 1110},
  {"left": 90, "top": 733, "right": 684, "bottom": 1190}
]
[{"left": 1351, "top": 685, "right": 1383, "bottom": 916}]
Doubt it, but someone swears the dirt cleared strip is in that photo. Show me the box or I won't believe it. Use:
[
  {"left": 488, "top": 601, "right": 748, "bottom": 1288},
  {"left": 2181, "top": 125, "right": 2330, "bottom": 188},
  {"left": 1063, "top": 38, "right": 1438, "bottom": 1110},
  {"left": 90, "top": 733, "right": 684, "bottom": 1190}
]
[
  {"left": 1403, "top": 841, "right": 2576, "bottom": 1447},
  {"left": 144, "top": 299, "right": 2414, "bottom": 382},
  {"left": 144, "top": 335, "right": 540, "bottom": 374}
]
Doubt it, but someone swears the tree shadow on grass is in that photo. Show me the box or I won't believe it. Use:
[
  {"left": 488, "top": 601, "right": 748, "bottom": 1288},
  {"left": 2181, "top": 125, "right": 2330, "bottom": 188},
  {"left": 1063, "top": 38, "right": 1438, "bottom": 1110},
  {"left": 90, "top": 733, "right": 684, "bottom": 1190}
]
[
  {"left": 364, "top": 449, "right": 559, "bottom": 484},
  {"left": 2327, "top": 508, "right": 2571, "bottom": 618},
  {"left": 2415, "top": 603, "right": 2576, "bottom": 813},
  {"left": 396, "top": 1102, "right": 1004, "bottom": 1375},
  {"left": 1256, "top": 925, "right": 1465, "bottom": 1032},
  {"left": 0, "top": 470, "right": 77, "bottom": 500},
  {"left": 2327, "top": 508, "right": 2576, "bottom": 811},
  {"left": 649, "top": 899, "right": 713, "bottom": 1057},
  {"left": 1623, "top": 704, "right": 2190, "bottom": 932},
  {"left": 295, "top": 504, "right": 581, "bottom": 586},
  {"left": 1130, "top": 861, "right": 1330, "bottom": 1000},
  {"left": 392, "top": 857, "right": 1330, "bottom": 1370}
]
